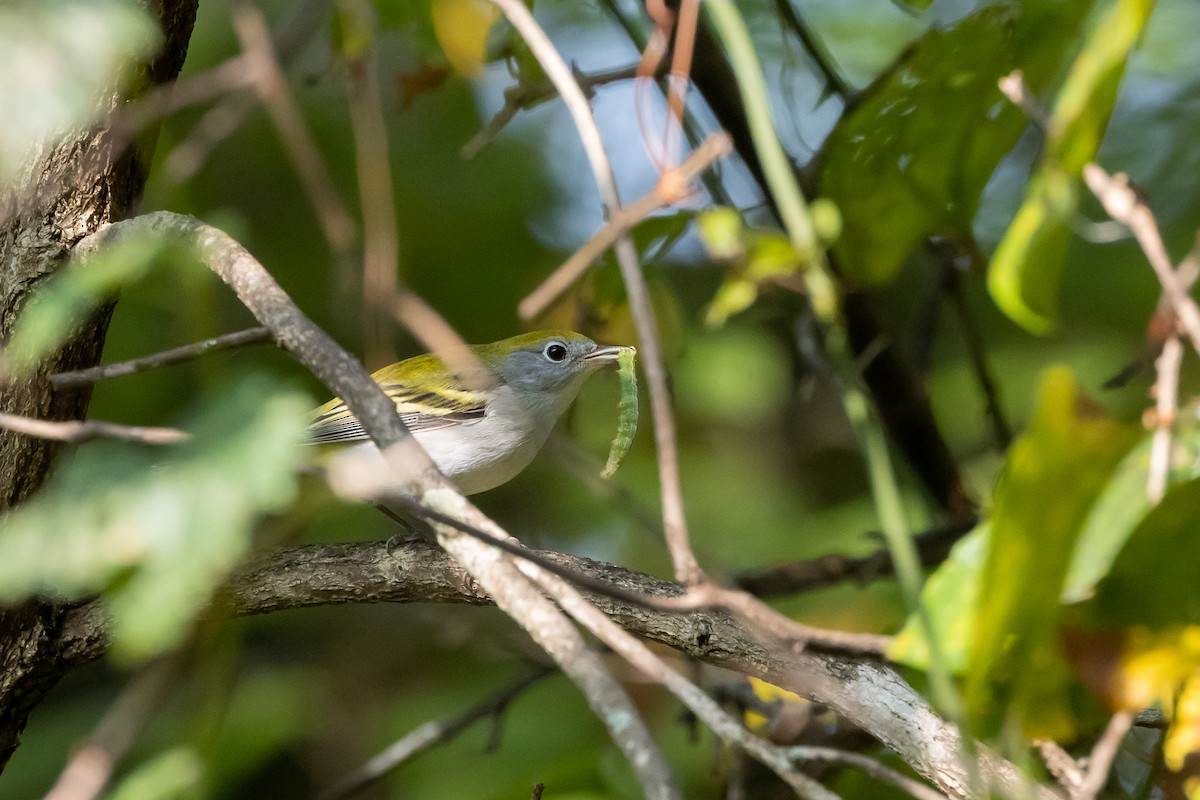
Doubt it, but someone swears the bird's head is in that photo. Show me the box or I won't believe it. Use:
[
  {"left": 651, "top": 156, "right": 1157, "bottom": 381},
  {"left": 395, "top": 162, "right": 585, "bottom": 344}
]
[{"left": 480, "top": 330, "right": 629, "bottom": 411}]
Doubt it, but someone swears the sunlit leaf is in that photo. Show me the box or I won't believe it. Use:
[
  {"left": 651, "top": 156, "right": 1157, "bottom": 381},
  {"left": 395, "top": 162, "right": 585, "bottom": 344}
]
[
  {"left": 1165, "top": 668, "right": 1200, "bottom": 772},
  {"left": 889, "top": 523, "right": 988, "bottom": 673},
  {"left": 430, "top": 0, "right": 500, "bottom": 77},
  {"left": 1065, "top": 426, "right": 1200, "bottom": 603},
  {"left": 987, "top": 0, "right": 1156, "bottom": 332},
  {"left": 0, "top": 0, "right": 157, "bottom": 184},
  {"left": 820, "top": 6, "right": 1023, "bottom": 285},
  {"left": 0, "top": 376, "right": 311, "bottom": 662},
  {"left": 697, "top": 207, "right": 744, "bottom": 260},
  {"left": 965, "top": 368, "right": 1138, "bottom": 734},
  {"left": 698, "top": 207, "right": 804, "bottom": 327}
]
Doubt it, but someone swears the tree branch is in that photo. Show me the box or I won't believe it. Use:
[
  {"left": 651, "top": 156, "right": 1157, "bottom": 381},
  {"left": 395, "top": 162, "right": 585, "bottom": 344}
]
[
  {"left": 48, "top": 327, "right": 272, "bottom": 389},
  {"left": 0, "top": 413, "right": 187, "bottom": 445},
  {"left": 60, "top": 538, "right": 1052, "bottom": 799}
]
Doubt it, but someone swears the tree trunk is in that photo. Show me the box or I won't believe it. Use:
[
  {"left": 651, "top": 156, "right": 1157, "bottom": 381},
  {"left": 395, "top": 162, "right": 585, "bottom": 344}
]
[{"left": 0, "top": 0, "right": 199, "bottom": 771}]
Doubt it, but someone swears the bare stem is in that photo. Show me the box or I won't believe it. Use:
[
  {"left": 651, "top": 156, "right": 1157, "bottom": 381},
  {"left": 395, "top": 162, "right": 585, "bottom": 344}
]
[
  {"left": 0, "top": 412, "right": 187, "bottom": 445},
  {"left": 231, "top": 1, "right": 359, "bottom": 284},
  {"left": 339, "top": 2, "right": 401, "bottom": 368},
  {"left": 1073, "top": 710, "right": 1133, "bottom": 800},
  {"left": 784, "top": 747, "right": 947, "bottom": 800},
  {"left": 1148, "top": 335, "right": 1182, "bottom": 502},
  {"left": 489, "top": 0, "right": 704, "bottom": 584},
  {"left": 518, "top": 133, "right": 731, "bottom": 321},
  {"left": 320, "top": 667, "right": 554, "bottom": 800},
  {"left": 1084, "top": 164, "right": 1200, "bottom": 355},
  {"left": 48, "top": 327, "right": 272, "bottom": 389},
  {"left": 43, "top": 659, "right": 179, "bottom": 800}
]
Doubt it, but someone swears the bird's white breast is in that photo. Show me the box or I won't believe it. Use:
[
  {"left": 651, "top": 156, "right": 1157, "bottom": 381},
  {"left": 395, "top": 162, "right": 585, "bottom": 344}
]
[{"left": 347, "top": 384, "right": 566, "bottom": 495}]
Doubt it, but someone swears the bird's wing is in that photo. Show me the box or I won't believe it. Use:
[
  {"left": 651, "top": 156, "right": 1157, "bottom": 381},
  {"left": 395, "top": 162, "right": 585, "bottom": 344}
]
[{"left": 307, "top": 369, "right": 488, "bottom": 445}]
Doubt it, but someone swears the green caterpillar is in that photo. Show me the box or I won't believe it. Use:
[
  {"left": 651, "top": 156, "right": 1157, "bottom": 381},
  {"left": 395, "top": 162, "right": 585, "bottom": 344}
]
[{"left": 602, "top": 347, "right": 639, "bottom": 479}]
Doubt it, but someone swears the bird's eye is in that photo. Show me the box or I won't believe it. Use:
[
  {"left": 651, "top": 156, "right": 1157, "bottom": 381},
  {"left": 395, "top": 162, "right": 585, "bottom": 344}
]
[{"left": 544, "top": 343, "right": 568, "bottom": 362}]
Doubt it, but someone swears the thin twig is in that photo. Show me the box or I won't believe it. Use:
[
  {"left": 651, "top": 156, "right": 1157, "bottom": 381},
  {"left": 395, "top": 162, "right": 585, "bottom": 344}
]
[
  {"left": 784, "top": 746, "right": 948, "bottom": 800},
  {"left": 939, "top": 253, "right": 1012, "bottom": 449},
  {"left": 515, "top": 558, "right": 843, "bottom": 799},
  {"left": 462, "top": 64, "right": 654, "bottom": 159},
  {"left": 391, "top": 291, "right": 492, "bottom": 392},
  {"left": 390, "top": 494, "right": 890, "bottom": 655},
  {"left": 490, "top": 0, "right": 704, "bottom": 583},
  {"left": 0, "top": 412, "right": 187, "bottom": 445},
  {"left": 1083, "top": 164, "right": 1200, "bottom": 356},
  {"left": 518, "top": 132, "right": 731, "bottom": 320},
  {"left": 162, "top": 0, "right": 330, "bottom": 182},
  {"left": 43, "top": 659, "right": 180, "bottom": 800},
  {"left": 734, "top": 518, "right": 974, "bottom": 598},
  {"left": 1073, "top": 710, "right": 1133, "bottom": 800},
  {"left": 999, "top": 71, "right": 1200, "bottom": 358},
  {"left": 231, "top": 0, "right": 359, "bottom": 286},
  {"left": 663, "top": 0, "right": 700, "bottom": 169},
  {"left": 340, "top": 5, "right": 401, "bottom": 368},
  {"left": 997, "top": 70, "right": 1050, "bottom": 129},
  {"left": 320, "top": 667, "right": 555, "bottom": 800},
  {"left": 1148, "top": 336, "right": 1182, "bottom": 502},
  {"left": 48, "top": 327, "right": 273, "bottom": 389},
  {"left": 1033, "top": 738, "right": 1084, "bottom": 796}
]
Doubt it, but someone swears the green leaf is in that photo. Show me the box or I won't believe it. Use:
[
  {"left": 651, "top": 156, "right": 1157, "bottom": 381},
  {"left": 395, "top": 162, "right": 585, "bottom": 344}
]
[
  {"left": 0, "top": 376, "right": 311, "bottom": 662},
  {"left": 965, "top": 368, "right": 1139, "bottom": 734},
  {"left": 889, "top": 523, "right": 988, "bottom": 673},
  {"left": 1087, "top": 477, "right": 1200, "bottom": 629},
  {"left": 0, "top": 0, "right": 158, "bottom": 184},
  {"left": 986, "top": 169, "right": 1075, "bottom": 334},
  {"left": 987, "top": 0, "right": 1157, "bottom": 332},
  {"left": 697, "top": 207, "right": 744, "bottom": 261},
  {"left": 820, "top": 6, "right": 1024, "bottom": 285},
  {"left": 430, "top": 0, "right": 499, "bottom": 77},
  {"left": 1065, "top": 426, "right": 1200, "bottom": 603}
]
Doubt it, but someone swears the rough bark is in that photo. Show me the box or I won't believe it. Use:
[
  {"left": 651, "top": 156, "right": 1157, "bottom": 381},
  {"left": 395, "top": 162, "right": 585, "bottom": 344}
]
[
  {"left": 59, "top": 541, "right": 1053, "bottom": 799},
  {"left": 0, "top": 0, "right": 199, "bottom": 771}
]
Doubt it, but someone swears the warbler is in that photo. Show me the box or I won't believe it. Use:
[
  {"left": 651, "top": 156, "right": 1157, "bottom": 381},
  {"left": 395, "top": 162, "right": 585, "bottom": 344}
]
[{"left": 308, "top": 331, "right": 630, "bottom": 495}]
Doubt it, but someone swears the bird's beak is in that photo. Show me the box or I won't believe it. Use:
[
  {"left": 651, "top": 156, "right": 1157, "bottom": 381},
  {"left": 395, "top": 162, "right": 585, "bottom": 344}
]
[{"left": 577, "top": 344, "right": 632, "bottom": 366}]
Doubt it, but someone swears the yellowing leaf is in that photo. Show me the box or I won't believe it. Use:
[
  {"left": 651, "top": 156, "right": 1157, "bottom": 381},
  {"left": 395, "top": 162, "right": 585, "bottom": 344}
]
[
  {"left": 431, "top": 0, "right": 499, "bottom": 77},
  {"left": 965, "top": 368, "right": 1139, "bottom": 735},
  {"left": 1120, "top": 627, "right": 1200, "bottom": 712},
  {"left": 1166, "top": 670, "right": 1200, "bottom": 772}
]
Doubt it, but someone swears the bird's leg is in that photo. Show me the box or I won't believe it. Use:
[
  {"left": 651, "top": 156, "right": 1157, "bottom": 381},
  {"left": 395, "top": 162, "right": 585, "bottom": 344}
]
[{"left": 371, "top": 502, "right": 438, "bottom": 549}]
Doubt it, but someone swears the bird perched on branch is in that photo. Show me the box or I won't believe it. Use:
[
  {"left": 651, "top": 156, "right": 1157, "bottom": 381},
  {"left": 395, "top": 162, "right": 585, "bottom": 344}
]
[{"left": 308, "top": 331, "right": 630, "bottom": 494}]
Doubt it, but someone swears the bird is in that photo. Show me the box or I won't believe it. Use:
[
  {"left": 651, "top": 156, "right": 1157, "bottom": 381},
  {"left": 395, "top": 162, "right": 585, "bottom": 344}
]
[{"left": 308, "top": 330, "right": 630, "bottom": 495}]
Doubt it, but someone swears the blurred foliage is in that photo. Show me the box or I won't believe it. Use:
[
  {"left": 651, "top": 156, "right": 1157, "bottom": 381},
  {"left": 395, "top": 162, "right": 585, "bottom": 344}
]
[
  {"left": 0, "top": 0, "right": 157, "bottom": 184},
  {"left": 988, "top": 0, "right": 1157, "bottom": 332},
  {"left": 2, "top": 234, "right": 170, "bottom": 378},
  {"left": 0, "top": 376, "right": 309, "bottom": 662},
  {"left": 2, "top": 0, "right": 1200, "bottom": 797}
]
